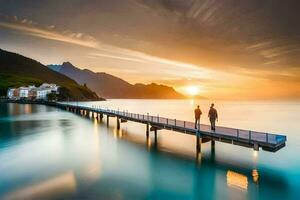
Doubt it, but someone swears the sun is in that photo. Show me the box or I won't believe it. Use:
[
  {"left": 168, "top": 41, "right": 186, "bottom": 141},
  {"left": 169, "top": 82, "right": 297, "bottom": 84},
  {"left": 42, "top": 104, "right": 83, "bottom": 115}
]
[{"left": 185, "top": 86, "right": 201, "bottom": 96}]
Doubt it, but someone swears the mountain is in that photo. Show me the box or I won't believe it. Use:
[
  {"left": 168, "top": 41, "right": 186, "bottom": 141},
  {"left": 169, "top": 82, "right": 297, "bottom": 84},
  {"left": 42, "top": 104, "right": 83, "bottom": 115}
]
[
  {"left": 48, "top": 62, "right": 185, "bottom": 99},
  {"left": 0, "top": 49, "right": 101, "bottom": 100}
]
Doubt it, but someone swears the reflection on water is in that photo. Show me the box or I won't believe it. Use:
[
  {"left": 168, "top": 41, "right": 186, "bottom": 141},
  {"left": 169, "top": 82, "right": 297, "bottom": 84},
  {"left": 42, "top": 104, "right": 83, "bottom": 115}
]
[
  {"left": 24, "top": 104, "right": 32, "bottom": 114},
  {"left": 0, "top": 101, "right": 300, "bottom": 200},
  {"left": 147, "top": 137, "right": 152, "bottom": 149},
  {"left": 4, "top": 171, "right": 76, "bottom": 200},
  {"left": 252, "top": 169, "right": 259, "bottom": 184},
  {"left": 227, "top": 170, "right": 248, "bottom": 191},
  {"left": 252, "top": 150, "right": 258, "bottom": 159}
]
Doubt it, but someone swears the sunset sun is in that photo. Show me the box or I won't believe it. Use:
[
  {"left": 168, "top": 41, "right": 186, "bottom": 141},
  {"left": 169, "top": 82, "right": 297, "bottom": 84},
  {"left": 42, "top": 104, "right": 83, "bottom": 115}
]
[{"left": 185, "top": 86, "right": 201, "bottom": 96}]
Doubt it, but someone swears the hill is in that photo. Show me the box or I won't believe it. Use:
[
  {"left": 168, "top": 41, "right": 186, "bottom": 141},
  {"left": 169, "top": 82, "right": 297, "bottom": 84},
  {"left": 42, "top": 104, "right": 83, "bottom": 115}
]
[
  {"left": 48, "top": 62, "right": 185, "bottom": 99},
  {"left": 0, "top": 49, "right": 101, "bottom": 100}
]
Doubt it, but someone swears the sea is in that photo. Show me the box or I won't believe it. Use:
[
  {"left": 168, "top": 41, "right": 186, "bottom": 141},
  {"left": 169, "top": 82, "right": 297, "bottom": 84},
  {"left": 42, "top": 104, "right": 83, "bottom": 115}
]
[{"left": 0, "top": 100, "right": 299, "bottom": 200}]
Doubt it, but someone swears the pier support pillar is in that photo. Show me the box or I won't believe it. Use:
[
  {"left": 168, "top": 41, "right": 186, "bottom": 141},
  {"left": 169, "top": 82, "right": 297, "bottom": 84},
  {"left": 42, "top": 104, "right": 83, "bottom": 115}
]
[
  {"left": 146, "top": 124, "right": 149, "bottom": 138},
  {"left": 211, "top": 140, "right": 215, "bottom": 149},
  {"left": 107, "top": 115, "right": 109, "bottom": 127},
  {"left": 154, "top": 128, "right": 158, "bottom": 145},
  {"left": 117, "top": 117, "right": 120, "bottom": 130},
  {"left": 196, "top": 135, "right": 202, "bottom": 153},
  {"left": 100, "top": 113, "right": 103, "bottom": 120}
]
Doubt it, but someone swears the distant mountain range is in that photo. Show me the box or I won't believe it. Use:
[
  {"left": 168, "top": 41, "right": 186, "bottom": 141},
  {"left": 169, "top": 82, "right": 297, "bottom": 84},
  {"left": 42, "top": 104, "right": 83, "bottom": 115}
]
[
  {"left": 0, "top": 49, "right": 100, "bottom": 100},
  {"left": 48, "top": 62, "right": 185, "bottom": 99}
]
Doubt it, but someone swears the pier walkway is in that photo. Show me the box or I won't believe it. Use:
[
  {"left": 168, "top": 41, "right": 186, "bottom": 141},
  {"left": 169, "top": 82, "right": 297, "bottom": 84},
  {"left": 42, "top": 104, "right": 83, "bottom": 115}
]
[{"left": 53, "top": 102, "right": 287, "bottom": 153}]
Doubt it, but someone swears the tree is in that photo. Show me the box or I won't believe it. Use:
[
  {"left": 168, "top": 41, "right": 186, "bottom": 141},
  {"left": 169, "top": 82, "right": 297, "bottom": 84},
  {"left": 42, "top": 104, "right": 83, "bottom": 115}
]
[
  {"left": 57, "top": 87, "right": 72, "bottom": 101},
  {"left": 47, "top": 93, "right": 57, "bottom": 101}
]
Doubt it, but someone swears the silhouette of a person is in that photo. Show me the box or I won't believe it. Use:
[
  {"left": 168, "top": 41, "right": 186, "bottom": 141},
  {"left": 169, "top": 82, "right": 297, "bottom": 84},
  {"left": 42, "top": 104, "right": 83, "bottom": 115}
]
[
  {"left": 194, "top": 105, "right": 202, "bottom": 129},
  {"left": 208, "top": 103, "right": 218, "bottom": 131}
]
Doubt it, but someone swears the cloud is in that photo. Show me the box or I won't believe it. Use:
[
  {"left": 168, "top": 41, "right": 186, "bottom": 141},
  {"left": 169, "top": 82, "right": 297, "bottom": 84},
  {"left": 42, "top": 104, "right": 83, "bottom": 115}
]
[
  {"left": 0, "top": 18, "right": 210, "bottom": 75},
  {"left": 88, "top": 52, "right": 148, "bottom": 63},
  {"left": 47, "top": 25, "right": 55, "bottom": 29},
  {"left": 0, "top": 21, "right": 99, "bottom": 48},
  {"left": 0, "top": 17, "right": 211, "bottom": 83}
]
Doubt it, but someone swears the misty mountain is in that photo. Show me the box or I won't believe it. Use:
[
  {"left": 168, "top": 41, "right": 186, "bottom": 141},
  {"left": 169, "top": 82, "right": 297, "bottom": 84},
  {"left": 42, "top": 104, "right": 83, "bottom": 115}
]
[{"left": 48, "top": 62, "right": 185, "bottom": 99}]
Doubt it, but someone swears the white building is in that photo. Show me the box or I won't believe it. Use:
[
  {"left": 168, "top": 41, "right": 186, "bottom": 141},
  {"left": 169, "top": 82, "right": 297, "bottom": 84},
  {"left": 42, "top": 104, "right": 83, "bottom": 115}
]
[
  {"left": 19, "top": 87, "right": 29, "bottom": 98},
  {"left": 36, "top": 88, "right": 52, "bottom": 99},
  {"left": 7, "top": 83, "right": 59, "bottom": 100},
  {"left": 7, "top": 88, "right": 16, "bottom": 99}
]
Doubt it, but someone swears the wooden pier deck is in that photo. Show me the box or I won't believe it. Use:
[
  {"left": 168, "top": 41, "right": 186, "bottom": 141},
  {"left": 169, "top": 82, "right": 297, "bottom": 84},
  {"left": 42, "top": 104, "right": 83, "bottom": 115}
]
[{"left": 55, "top": 102, "right": 286, "bottom": 153}]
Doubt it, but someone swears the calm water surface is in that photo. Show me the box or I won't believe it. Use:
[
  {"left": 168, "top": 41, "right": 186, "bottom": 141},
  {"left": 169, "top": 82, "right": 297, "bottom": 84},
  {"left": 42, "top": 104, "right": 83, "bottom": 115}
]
[{"left": 0, "top": 100, "right": 299, "bottom": 200}]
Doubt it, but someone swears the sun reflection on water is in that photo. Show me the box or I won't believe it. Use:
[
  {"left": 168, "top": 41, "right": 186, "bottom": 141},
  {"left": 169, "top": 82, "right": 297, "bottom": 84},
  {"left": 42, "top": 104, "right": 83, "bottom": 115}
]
[
  {"left": 147, "top": 137, "right": 152, "bottom": 149},
  {"left": 252, "top": 169, "right": 259, "bottom": 184},
  {"left": 253, "top": 150, "right": 258, "bottom": 159},
  {"left": 227, "top": 170, "right": 248, "bottom": 191}
]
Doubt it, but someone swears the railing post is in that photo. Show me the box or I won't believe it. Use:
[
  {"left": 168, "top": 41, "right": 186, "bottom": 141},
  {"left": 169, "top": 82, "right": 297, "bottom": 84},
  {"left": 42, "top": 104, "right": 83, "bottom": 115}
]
[
  {"left": 157, "top": 114, "right": 159, "bottom": 123},
  {"left": 147, "top": 113, "right": 149, "bottom": 121},
  {"left": 237, "top": 129, "right": 239, "bottom": 139},
  {"left": 174, "top": 119, "right": 176, "bottom": 126},
  {"left": 266, "top": 133, "right": 269, "bottom": 143},
  {"left": 167, "top": 118, "right": 168, "bottom": 125},
  {"left": 184, "top": 121, "right": 186, "bottom": 128},
  {"left": 249, "top": 131, "right": 252, "bottom": 140}
]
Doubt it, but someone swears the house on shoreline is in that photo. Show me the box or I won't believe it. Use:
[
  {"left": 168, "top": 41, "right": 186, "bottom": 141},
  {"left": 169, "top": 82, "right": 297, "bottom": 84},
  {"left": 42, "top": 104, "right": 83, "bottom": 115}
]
[{"left": 7, "top": 83, "right": 59, "bottom": 100}]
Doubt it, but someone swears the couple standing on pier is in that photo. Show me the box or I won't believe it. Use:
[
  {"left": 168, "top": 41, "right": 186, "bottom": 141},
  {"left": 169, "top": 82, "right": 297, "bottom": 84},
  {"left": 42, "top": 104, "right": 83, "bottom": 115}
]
[{"left": 194, "top": 104, "right": 218, "bottom": 131}]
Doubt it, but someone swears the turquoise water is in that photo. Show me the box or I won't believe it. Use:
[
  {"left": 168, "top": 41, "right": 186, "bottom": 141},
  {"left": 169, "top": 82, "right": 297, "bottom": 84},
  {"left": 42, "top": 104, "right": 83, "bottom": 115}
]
[{"left": 0, "top": 100, "right": 299, "bottom": 200}]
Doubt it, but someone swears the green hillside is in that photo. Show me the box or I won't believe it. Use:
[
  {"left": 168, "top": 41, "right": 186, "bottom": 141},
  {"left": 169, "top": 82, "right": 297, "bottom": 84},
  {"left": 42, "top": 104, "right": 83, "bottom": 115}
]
[{"left": 0, "top": 49, "right": 101, "bottom": 100}]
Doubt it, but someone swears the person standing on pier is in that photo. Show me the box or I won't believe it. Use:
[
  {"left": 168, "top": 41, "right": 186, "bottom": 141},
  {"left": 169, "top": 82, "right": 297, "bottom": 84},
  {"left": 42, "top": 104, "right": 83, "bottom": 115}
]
[
  {"left": 208, "top": 103, "right": 218, "bottom": 131},
  {"left": 194, "top": 105, "right": 202, "bottom": 129}
]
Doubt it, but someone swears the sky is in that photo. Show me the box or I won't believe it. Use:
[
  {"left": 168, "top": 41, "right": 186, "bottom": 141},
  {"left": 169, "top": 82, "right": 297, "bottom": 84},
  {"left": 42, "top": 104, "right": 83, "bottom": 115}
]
[{"left": 0, "top": 0, "right": 300, "bottom": 100}]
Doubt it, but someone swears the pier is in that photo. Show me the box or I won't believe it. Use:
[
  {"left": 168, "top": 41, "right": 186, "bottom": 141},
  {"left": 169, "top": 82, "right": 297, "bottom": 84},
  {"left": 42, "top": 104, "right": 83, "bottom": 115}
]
[{"left": 51, "top": 102, "right": 287, "bottom": 154}]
